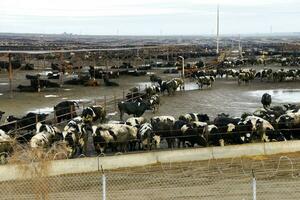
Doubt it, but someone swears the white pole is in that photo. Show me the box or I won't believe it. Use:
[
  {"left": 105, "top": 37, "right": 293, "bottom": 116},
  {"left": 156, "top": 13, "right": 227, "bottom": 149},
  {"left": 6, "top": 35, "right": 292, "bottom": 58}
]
[
  {"left": 102, "top": 174, "right": 106, "bottom": 200},
  {"left": 252, "top": 170, "right": 256, "bottom": 200}
]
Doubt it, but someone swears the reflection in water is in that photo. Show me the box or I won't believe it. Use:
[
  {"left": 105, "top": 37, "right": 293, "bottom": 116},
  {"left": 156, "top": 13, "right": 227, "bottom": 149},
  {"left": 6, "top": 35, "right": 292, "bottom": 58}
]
[
  {"left": 137, "top": 81, "right": 200, "bottom": 91},
  {"left": 28, "top": 107, "right": 54, "bottom": 114},
  {"left": 44, "top": 95, "right": 59, "bottom": 98},
  {"left": 247, "top": 89, "right": 300, "bottom": 103}
]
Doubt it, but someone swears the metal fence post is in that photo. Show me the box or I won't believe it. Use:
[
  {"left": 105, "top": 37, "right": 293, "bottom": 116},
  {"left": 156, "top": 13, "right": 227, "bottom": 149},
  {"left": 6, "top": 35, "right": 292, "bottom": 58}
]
[
  {"left": 252, "top": 169, "right": 256, "bottom": 200},
  {"left": 102, "top": 174, "right": 106, "bottom": 200},
  {"left": 100, "top": 165, "right": 106, "bottom": 200}
]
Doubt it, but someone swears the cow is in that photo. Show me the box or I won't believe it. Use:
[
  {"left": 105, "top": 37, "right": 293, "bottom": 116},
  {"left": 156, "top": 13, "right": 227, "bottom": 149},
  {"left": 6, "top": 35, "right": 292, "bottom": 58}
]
[
  {"left": 54, "top": 101, "right": 79, "bottom": 123},
  {"left": 30, "top": 123, "right": 62, "bottom": 148},
  {"left": 149, "top": 94, "right": 160, "bottom": 113},
  {"left": 62, "top": 117, "right": 90, "bottom": 157},
  {"left": 103, "top": 76, "right": 119, "bottom": 87},
  {"left": 196, "top": 76, "right": 215, "bottom": 89},
  {"left": 0, "top": 111, "right": 5, "bottom": 121},
  {"left": 92, "top": 124, "right": 137, "bottom": 153},
  {"left": 276, "top": 110, "right": 300, "bottom": 140},
  {"left": 213, "top": 114, "right": 252, "bottom": 145},
  {"left": 125, "top": 117, "right": 147, "bottom": 128},
  {"left": 205, "top": 125, "right": 221, "bottom": 146},
  {"left": 158, "top": 79, "right": 179, "bottom": 95},
  {"left": 238, "top": 72, "right": 251, "bottom": 85},
  {"left": 145, "top": 85, "right": 160, "bottom": 97},
  {"left": 243, "top": 116, "right": 281, "bottom": 142},
  {"left": 151, "top": 116, "right": 176, "bottom": 148},
  {"left": 81, "top": 106, "right": 106, "bottom": 123},
  {"left": 118, "top": 101, "right": 151, "bottom": 120},
  {"left": 255, "top": 69, "right": 273, "bottom": 82},
  {"left": 0, "top": 130, "right": 13, "bottom": 163},
  {"left": 6, "top": 112, "right": 48, "bottom": 131},
  {"left": 137, "top": 123, "right": 158, "bottom": 150},
  {"left": 179, "top": 121, "right": 208, "bottom": 147},
  {"left": 150, "top": 74, "right": 162, "bottom": 83},
  {"left": 179, "top": 113, "right": 210, "bottom": 123},
  {"left": 173, "top": 78, "right": 185, "bottom": 90}
]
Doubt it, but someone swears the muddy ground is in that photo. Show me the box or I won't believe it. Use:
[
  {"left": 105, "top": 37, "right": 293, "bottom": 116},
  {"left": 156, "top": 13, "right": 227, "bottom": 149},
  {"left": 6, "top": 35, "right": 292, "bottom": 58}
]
[{"left": 0, "top": 64, "right": 299, "bottom": 122}]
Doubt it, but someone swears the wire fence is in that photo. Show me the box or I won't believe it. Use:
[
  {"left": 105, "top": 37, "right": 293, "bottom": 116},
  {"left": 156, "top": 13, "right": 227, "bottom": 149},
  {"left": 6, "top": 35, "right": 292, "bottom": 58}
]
[{"left": 2, "top": 154, "right": 300, "bottom": 199}]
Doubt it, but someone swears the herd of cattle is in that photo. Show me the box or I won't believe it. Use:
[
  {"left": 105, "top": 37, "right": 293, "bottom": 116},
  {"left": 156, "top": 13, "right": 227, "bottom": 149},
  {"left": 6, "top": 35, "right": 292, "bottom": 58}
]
[
  {"left": 190, "top": 68, "right": 300, "bottom": 85},
  {"left": 0, "top": 92, "right": 300, "bottom": 160}
]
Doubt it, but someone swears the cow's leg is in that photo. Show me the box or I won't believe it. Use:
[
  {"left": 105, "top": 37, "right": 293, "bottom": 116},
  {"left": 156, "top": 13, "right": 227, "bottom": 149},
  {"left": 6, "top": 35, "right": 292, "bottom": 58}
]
[{"left": 120, "top": 111, "right": 123, "bottom": 121}]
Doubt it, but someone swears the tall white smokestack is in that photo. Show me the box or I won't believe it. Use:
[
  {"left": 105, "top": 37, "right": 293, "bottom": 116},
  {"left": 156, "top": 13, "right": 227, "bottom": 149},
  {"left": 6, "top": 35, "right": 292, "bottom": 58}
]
[{"left": 216, "top": 5, "right": 220, "bottom": 54}]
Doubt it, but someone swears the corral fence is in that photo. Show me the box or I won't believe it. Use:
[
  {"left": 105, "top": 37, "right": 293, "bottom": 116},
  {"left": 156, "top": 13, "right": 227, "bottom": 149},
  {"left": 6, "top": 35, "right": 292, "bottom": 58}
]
[
  {"left": 0, "top": 84, "right": 151, "bottom": 133},
  {"left": 1, "top": 155, "right": 300, "bottom": 199}
]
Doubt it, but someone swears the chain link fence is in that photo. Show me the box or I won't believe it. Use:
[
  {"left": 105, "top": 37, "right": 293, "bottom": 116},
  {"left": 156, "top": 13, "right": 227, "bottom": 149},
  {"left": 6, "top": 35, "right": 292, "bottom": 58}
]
[{"left": 1, "top": 154, "right": 300, "bottom": 199}]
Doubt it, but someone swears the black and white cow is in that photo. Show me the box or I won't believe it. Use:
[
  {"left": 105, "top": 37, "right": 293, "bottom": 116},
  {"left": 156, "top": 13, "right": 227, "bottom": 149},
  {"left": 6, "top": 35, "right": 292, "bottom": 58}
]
[
  {"left": 82, "top": 105, "right": 106, "bottom": 123},
  {"left": 92, "top": 124, "right": 137, "bottom": 153},
  {"left": 205, "top": 125, "right": 221, "bottom": 146},
  {"left": 0, "top": 129, "right": 13, "bottom": 162},
  {"left": 149, "top": 94, "right": 160, "bottom": 113},
  {"left": 179, "top": 113, "right": 210, "bottom": 123},
  {"left": 54, "top": 101, "right": 79, "bottom": 123},
  {"left": 158, "top": 79, "right": 180, "bottom": 95},
  {"left": 151, "top": 116, "right": 176, "bottom": 148},
  {"left": 30, "top": 123, "right": 62, "bottom": 148},
  {"left": 63, "top": 117, "right": 90, "bottom": 157},
  {"left": 196, "top": 76, "right": 215, "bottom": 89},
  {"left": 145, "top": 85, "right": 161, "bottom": 97},
  {"left": 242, "top": 115, "right": 283, "bottom": 142},
  {"left": 125, "top": 117, "right": 147, "bottom": 128},
  {"left": 276, "top": 110, "right": 300, "bottom": 140},
  {"left": 137, "top": 123, "right": 158, "bottom": 150},
  {"left": 179, "top": 121, "right": 208, "bottom": 147},
  {"left": 118, "top": 100, "right": 151, "bottom": 120}
]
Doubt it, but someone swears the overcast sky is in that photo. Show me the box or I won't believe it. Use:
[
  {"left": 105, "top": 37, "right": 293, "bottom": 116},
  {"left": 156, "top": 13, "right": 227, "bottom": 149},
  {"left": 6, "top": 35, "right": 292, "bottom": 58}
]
[{"left": 0, "top": 0, "right": 299, "bottom": 35}]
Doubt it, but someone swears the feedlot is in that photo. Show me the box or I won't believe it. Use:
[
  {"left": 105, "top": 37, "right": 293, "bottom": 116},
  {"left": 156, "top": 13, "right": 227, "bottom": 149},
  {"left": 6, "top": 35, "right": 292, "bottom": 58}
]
[
  {"left": 0, "top": 65, "right": 299, "bottom": 120},
  {"left": 0, "top": 63, "right": 300, "bottom": 199}
]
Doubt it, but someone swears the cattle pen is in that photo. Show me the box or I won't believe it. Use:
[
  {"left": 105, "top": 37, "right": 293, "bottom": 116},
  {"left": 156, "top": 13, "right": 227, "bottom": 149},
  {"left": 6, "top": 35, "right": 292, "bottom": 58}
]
[{"left": 1, "top": 141, "right": 300, "bottom": 199}]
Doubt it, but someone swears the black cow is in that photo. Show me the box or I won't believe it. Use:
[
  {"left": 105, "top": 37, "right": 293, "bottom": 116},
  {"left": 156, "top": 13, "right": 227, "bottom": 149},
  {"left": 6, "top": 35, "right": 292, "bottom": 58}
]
[
  {"left": 150, "top": 74, "right": 162, "bottom": 83},
  {"left": 82, "top": 106, "right": 106, "bottom": 123},
  {"left": 103, "top": 76, "right": 119, "bottom": 86},
  {"left": 151, "top": 116, "right": 176, "bottom": 148},
  {"left": 118, "top": 101, "right": 151, "bottom": 120},
  {"left": 54, "top": 101, "right": 79, "bottom": 123},
  {"left": 6, "top": 112, "right": 48, "bottom": 131}
]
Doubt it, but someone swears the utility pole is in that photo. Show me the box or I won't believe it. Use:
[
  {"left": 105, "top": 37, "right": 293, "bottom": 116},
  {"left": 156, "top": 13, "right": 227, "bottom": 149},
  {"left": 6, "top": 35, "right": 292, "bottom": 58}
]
[{"left": 8, "top": 53, "right": 13, "bottom": 98}]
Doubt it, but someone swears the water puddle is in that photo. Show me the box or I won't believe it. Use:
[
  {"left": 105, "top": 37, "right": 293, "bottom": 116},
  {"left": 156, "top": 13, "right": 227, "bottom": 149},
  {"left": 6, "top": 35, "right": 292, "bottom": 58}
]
[
  {"left": 183, "top": 82, "right": 199, "bottom": 91},
  {"left": 247, "top": 89, "right": 300, "bottom": 103},
  {"left": 44, "top": 94, "right": 59, "bottom": 98},
  {"left": 28, "top": 107, "right": 54, "bottom": 114}
]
